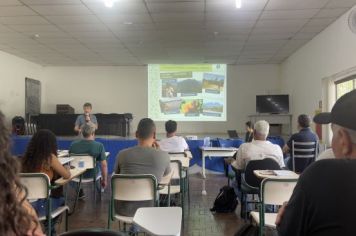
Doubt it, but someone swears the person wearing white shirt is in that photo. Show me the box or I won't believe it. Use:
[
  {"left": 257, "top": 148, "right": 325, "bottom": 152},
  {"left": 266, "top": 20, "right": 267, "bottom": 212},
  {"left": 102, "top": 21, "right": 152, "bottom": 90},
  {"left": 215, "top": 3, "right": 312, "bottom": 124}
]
[
  {"left": 231, "top": 120, "right": 285, "bottom": 170},
  {"left": 159, "top": 120, "right": 189, "bottom": 153}
]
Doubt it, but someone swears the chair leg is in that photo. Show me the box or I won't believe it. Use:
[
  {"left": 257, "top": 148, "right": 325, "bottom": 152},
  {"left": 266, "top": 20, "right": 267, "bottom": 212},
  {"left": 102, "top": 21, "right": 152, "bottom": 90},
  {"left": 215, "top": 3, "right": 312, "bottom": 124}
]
[
  {"left": 64, "top": 209, "right": 68, "bottom": 232},
  {"left": 186, "top": 170, "right": 190, "bottom": 206}
]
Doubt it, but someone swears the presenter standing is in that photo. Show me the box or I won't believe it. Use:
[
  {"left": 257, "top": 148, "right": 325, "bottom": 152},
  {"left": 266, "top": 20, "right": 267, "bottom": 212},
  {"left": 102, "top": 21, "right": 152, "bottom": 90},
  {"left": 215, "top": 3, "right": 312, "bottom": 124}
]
[{"left": 74, "top": 102, "right": 98, "bottom": 134}]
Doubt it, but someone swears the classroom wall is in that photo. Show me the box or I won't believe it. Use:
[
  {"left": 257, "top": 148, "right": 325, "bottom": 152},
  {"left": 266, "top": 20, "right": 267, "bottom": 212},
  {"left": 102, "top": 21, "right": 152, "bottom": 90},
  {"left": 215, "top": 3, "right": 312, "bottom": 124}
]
[
  {"left": 280, "top": 7, "right": 356, "bottom": 133},
  {"left": 41, "top": 64, "right": 281, "bottom": 135},
  {"left": 0, "top": 50, "right": 43, "bottom": 122}
]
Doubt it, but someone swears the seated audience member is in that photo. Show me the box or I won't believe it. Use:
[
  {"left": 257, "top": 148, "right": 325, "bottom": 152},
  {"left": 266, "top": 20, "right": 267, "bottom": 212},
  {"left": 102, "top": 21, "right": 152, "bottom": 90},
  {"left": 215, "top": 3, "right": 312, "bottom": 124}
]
[
  {"left": 277, "top": 90, "right": 356, "bottom": 236},
  {"left": 159, "top": 120, "right": 189, "bottom": 152},
  {"left": 69, "top": 123, "right": 108, "bottom": 197},
  {"left": 316, "top": 148, "right": 335, "bottom": 161},
  {"left": 245, "top": 121, "right": 254, "bottom": 142},
  {"left": 231, "top": 120, "right": 285, "bottom": 170},
  {"left": 283, "top": 114, "right": 319, "bottom": 172},
  {"left": 22, "top": 129, "right": 71, "bottom": 235},
  {"left": 0, "top": 112, "right": 44, "bottom": 236},
  {"left": 74, "top": 102, "right": 98, "bottom": 134},
  {"left": 114, "top": 118, "right": 171, "bottom": 217}
]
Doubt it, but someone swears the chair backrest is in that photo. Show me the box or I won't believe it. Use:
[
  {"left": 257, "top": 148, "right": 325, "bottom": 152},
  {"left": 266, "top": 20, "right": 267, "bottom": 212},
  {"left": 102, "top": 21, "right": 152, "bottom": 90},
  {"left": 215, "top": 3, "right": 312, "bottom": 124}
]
[
  {"left": 292, "top": 141, "right": 318, "bottom": 171},
  {"left": 111, "top": 174, "right": 157, "bottom": 202},
  {"left": 261, "top": 178, "right": 298, "bottom": 206},
  {"left": 168, "top": 152, "right": 186, "bottom": 158},
  {"left": 20, "top": 173, "right": 51, "bottom": 200},
  {"left": 244, "top": 158, "right": 281, "bottom": 188},
  {"left": 70, "top": 155, "right": 95, "bottom": 169},
  {"left": 170, "top": 160, "right": 182, "bottom": 180}
]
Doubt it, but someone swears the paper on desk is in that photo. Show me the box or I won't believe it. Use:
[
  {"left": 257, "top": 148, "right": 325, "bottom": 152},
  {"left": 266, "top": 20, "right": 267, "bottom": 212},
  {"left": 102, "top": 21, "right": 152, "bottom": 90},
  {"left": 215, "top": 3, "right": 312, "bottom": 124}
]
[{"left": 273, "top": 170, "right": 295, "bottom": 176}]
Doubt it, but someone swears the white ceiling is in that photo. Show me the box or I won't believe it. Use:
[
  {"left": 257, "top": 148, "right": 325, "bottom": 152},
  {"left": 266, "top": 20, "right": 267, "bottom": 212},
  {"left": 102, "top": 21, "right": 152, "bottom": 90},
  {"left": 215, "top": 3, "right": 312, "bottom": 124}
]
[{"left": 0, "top": 0, "right": 354, "bottom": 66}]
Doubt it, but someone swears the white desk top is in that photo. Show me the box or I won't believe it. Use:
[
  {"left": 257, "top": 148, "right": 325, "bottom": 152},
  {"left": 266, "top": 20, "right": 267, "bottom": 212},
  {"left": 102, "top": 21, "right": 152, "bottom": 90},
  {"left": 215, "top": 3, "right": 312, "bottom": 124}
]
[
  {"left": 254, "top": 170, "right": 299, "bottom": 179},
  {"left": 133, "top": 207, "right": 182, "bottom": 236},
  {"left": 58, "top": 150, "right": 110, "bottom": 158},
  {"left": 200, "top": 147, "right": 238, "bottom": 151},
  {"left": 58, "top": 157, "right": 74, "bottom": 165},
  {"left": 55, "top": 167, "right": 87, "bottom": 186}
]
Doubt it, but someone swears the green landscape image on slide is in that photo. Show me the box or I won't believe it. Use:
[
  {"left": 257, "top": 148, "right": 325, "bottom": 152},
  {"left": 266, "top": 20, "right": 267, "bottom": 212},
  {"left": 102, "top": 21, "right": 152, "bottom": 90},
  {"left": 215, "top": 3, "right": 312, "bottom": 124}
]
[{"left": 148, "top": 64, "right": 227, "bottom": 122}]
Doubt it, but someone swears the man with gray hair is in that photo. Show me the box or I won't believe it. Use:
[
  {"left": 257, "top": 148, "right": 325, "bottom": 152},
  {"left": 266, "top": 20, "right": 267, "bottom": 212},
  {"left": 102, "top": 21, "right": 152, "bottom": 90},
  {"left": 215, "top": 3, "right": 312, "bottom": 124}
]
[
  {"left": 69, "top": 122, "right": 108, "bottom": 198},
  {"left": 231, "top": 120, "right": 285, "bottom": 170},
  {"left": 277, "top": 90, "right": 356, "bottom": 235}
]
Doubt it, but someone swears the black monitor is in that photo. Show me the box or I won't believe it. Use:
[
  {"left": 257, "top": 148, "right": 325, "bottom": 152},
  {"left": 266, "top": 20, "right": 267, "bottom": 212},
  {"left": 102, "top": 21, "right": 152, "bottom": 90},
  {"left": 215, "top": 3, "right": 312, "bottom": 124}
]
[{"left": 256, "top": 95, "right": 289, "bottom": 114}]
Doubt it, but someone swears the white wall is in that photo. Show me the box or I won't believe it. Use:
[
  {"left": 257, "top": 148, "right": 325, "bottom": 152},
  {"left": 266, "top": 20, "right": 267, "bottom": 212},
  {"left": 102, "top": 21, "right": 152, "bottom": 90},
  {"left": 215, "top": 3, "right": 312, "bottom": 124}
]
[
  {"left": 42, "top": 64, "right": 281, "bottom": 135},
  {"left": 0, "top": 50, "right": 43, "bottom": 121},
  {"left": 281, "top": 7, "right": 356, "bottom": 133}
]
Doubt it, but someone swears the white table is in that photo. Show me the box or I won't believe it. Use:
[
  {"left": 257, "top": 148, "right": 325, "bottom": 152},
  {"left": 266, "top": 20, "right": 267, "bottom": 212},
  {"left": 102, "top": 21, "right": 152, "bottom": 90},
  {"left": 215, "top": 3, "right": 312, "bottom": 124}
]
[
  {"left": 133, "top": 207, "right": 182, "bottom": 236},
  {"left": 200, "top": 147, "right": 238, "bottom": 179},
  {"left": 58, "top": 150, "right": 110, "bottom": 158},
  {"left": 58, "top": 157, "right": 74, "bottom": 165},
  {"left": 254, "top": 170, "right": 299, "bottom": 179}
]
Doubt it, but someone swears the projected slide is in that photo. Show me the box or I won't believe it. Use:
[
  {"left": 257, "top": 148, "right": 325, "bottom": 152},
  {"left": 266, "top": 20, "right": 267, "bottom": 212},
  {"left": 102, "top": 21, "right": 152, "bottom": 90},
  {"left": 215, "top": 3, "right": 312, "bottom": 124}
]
[{"left": 148, "top": 64, "right": 227, "bottom": 121}]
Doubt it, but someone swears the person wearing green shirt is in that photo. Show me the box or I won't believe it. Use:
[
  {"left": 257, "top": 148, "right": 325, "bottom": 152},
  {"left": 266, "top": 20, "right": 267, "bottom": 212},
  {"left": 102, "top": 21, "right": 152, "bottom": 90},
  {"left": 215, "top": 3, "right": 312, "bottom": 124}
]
[{"left": 69, "top": 122, "right": 108, "bottom": 198}]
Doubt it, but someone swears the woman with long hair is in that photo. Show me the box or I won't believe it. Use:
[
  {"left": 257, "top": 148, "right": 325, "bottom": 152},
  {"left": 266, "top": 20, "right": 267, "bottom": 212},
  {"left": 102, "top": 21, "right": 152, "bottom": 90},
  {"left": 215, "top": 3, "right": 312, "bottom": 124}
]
[
  {"left": 0, "top": 111, "right": 44, "bottom": 236},
  {"left": 22, "top": 129, "right": 70, "bottom": 235}
]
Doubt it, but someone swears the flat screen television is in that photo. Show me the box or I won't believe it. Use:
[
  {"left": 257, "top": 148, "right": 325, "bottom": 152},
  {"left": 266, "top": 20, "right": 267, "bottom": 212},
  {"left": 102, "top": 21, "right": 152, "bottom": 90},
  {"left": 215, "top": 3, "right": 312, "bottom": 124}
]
[{"left": 256, "top": 95, "right": 289, "bottom": 114}]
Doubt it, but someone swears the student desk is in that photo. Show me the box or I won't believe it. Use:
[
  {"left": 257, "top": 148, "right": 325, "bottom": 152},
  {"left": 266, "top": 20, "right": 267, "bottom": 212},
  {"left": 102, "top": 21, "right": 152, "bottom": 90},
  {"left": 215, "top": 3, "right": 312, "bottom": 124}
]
[{"left": 133, "top": 207, "right": 182, "bottom": 236}]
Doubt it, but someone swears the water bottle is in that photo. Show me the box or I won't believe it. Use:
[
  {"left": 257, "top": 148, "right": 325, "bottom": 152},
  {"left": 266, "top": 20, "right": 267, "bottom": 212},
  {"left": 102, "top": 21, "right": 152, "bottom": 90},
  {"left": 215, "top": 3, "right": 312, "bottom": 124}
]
[
  {"left": 203, "top": 137, "right": 210, "bottom": 147},
  {"left": 78, "top": 157, "right": 85, "bottom": 168}
]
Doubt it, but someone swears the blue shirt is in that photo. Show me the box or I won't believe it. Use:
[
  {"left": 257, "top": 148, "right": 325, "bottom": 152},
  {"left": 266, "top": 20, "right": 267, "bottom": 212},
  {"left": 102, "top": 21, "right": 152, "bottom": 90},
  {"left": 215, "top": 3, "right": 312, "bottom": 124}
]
[
  {"left": 75, "top": 114, "right": 98, "bottom": 128},
  {"left": 287, "top": 127, "right": 319, "bottom": 172}
]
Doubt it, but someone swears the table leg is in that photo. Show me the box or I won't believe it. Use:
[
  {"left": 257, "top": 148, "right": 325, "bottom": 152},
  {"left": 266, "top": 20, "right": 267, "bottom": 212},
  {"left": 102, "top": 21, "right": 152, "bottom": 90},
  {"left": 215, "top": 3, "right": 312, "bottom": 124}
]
[
  {"left": 69, "top": 174, "right": 82, "bottom": 215},
  {"left": 201, "top": 152, "right": 206, "bottom": 179}
]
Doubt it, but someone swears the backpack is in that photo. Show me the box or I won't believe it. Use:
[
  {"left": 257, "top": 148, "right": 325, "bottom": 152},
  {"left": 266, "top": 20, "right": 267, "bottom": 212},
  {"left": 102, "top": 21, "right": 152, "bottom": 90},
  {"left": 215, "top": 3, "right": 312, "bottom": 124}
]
[{"left": 210, "top": 185, "right": 238, "bottom": 213}]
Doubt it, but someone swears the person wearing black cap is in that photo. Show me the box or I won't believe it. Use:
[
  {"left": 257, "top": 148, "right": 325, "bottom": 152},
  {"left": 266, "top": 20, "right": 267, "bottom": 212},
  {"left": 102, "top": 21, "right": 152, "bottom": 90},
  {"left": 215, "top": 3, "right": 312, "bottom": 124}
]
[
  {"left": 276, "top": 90, "right": 356, "bottom": 236},
  {"left": 282, "top": 114, "right": 319, "bottom": 172}
]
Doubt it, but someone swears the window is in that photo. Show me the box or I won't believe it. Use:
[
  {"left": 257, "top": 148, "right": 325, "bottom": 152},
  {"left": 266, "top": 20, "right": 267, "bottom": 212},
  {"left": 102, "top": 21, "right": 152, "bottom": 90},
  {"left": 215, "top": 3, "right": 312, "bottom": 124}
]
[{"left": 335, "top": 75, "right": 356, "bottom": 99}]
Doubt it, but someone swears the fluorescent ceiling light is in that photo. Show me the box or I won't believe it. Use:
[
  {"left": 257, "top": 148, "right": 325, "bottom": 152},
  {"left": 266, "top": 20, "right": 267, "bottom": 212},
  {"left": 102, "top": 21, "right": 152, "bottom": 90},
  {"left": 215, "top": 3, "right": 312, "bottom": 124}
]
[
  {"left": 104, "top": 0, "right": 116, "bottom": 8},
  {"left": 236, "top": 0, "right": 242, "bottom": 9}
]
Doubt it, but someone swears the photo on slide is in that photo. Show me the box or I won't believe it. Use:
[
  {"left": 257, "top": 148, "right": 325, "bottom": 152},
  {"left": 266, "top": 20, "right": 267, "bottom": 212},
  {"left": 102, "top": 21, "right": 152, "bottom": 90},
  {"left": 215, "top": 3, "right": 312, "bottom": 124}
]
[
  {"left": 202, "top": 101, "right": 223, "bottom": 117},
  {"left": 180, "top": 99, "right": 203, "bottom": 116},
  {"left": 202, "top": 73, "right": 225, "bottom": 94},
  {"left": 161, "top": 79, "right": 177, "bottom": 98},
  {"left": 159, "top": 99, "right": 182, "bottom": 114},
  {"left": 177, "top": 79, "right": 202, "bottom": 96}
]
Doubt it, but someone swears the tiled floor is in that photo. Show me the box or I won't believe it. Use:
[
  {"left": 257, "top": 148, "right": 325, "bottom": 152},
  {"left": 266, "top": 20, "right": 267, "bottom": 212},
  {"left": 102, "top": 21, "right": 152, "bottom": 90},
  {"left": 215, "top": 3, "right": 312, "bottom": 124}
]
[{"left": 56, "top": 173, "right": 251, "bottom": 236}]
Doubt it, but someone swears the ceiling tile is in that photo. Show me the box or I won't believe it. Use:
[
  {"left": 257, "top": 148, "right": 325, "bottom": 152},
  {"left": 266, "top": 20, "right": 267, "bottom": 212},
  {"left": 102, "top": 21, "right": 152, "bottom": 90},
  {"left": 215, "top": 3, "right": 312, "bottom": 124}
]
[
  {"left": 9, "top": 24, "right": 62, "bottom": 32},
  {"left": 0, "top": 16, "right": 49, "bottom": 24},
  {"left": 206, "top": 0, "right": 268, "bottom": 12},
  {"left": 46, "top": 15, "right": 100, "bottom": 24},
  {"left": 151, "top": 13, "right": 204, "bottom": 22},
  {"left": 147, "top": 2, "right": 204, "bottom": 12},
  {"left": 0, "top": 0, "right": 22, "bottom": 6},
  {"left": 85, "top": 2, "right": 147, "bottom": 15},
  {"left": 21, "top": 0, "right": 82, "bottom": 5},
  {"left": 261, "top": 9, "right": 319, "bottom": 19},
  {"left": 30, "top": 5, "right": 92, "bottom": 15},
  {"left": 266, "top": 0, "right": 329, "bottom": 10},
  {"left": 58, "top": 23, "right": 108, "bottom": 32},
  {"left": 98, "top": 13, "right": 152, "bottom": 24},
  {"left": 304, "top": 18, "right": 337, "bottom": 27},
  {"left": 0, "top": 6, "right": 36, "bottom": 16},
  {"left": 325, "top": 0, "right": 356, "bottom": 8},
  {"left": 314, "top": 8, "right": 349, "bottom": 18},
  {"left": 206, "top": 11, "right": 261, "bottom": 21}
]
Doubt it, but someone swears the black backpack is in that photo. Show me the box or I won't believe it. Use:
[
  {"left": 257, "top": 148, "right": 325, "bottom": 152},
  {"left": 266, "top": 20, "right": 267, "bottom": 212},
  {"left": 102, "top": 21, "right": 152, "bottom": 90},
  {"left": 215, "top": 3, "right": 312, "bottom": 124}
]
[{"left": 210, "top": 185, "right": 238, "bottom": 213}]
